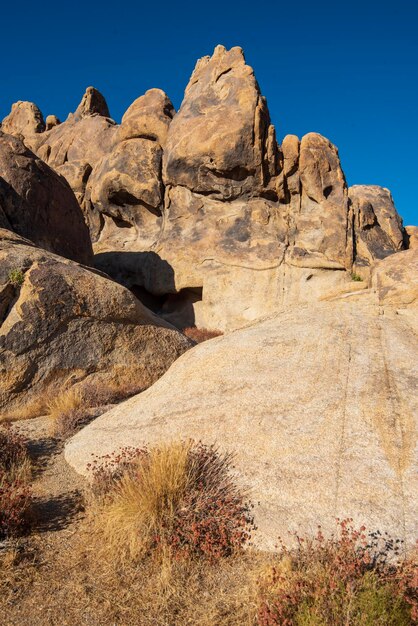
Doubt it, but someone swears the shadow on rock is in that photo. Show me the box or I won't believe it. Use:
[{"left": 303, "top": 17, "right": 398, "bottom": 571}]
[{"left": 94, "top": 250, "right": 201, "bottom": 328}]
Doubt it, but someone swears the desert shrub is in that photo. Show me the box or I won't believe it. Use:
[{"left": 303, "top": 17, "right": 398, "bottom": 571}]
[
  {"left": 0, "top": 426, "right": 32, "bottom": 539},
  {"left": 88, "top": 446, "right": 148, "bottom": 499},
  {"left": 351, "top": 272, "right": 363, "bottom": 282},
  {"left": 48, "top": 381, "right": 145, "bottom": 438},
  {"left": 89, "top": 441, "right": 254, "bottom": 561},
  {"left": 183, "top": 327, "right": 223, "bottom": 343},
  {"left": 47, "top": 386, "right": 83, "bottom": 438},
  {"left": 257, "top": 519, "right": 417, "bottom": 625},
  {"left": 8, "top": 268, "right": 25, "bottom": 287},
  {"left": 0, "top": 426, "right": 30, "bottom": 478},
  {"left": 0, "top": 480, "right": 32, "bottom": 540}
]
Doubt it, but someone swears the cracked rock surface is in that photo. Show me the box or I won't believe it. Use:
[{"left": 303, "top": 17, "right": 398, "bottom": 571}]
[{"left": 0, "top": 230, "right": 191, "bottom": 419}]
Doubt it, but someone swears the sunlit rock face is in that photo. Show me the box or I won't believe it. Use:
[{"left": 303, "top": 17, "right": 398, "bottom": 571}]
[
  {"left": 349, "top": 185, "right": 405, "bottom": 270},
  {"left": 0, "top": 229, "right": 191, "bottom": 420},
  {"left": 2, "top": 45, "right": 410, "bottom": 330},
  {"left": 65, "top": 293, "right": 418, "bottom": 551},
  {"left": 163, "top": 45, "right": 279, "bottom": 199}
]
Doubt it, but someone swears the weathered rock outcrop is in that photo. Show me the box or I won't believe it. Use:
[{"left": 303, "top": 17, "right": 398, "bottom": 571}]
[
  {"left": 0, "top": 132, "right": 93, "bottom": 264},
  {"left": 1, "top": 101, "right": 45, "bottom": 147},
  {"left": 2, "top": 88, "right": 118, "bottom": 223},
  {"left": 73, "top": 86, "right": 110, "bottom": 120},
  {"left": 0, "top": 230, "right": 191, "bottom": 420},
  {"left": 36, "top": 92, "right": 116, "bottom": 173},
  {"left": 2, "top": 45, "right": 412, "bottom": 330},
  {"left": 90, "top": 47, "right": 409, "bottom": 330},
  {"left": 85, "top": 89, "right": 174, "bottom": 246},
  {"left": 93, "top": 48, "right": 363, "bottom": 330},
  {"left": 163, "top": 45, "right": 278, "bottom": 199},
  {"left": 45, "top": 115, "right": 60, "bottom": 131},
  {"left": 65, "top": 293, "right": 417, "bottom": 550},
  {"left": 406, "top": 225, "right": 418, "bottom": 249},
  {"left": 115, "top": 88, "right": 174, "bottom": 145},
  {"left": 372, "top": 248, "right": 418, "bottom": 308},
  {"left": 349, "top": 185, "right": 405, "bottom": 273},
  {"left": 282, "top": 132, "right": 351, "bottom": 270},
  {"left": 86, "top": 138, "right": 164, "bottom": 246}
]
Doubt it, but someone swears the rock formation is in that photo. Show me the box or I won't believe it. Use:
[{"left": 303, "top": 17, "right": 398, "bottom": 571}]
[
  {"left": 371, "top": 248, "right": 418, "bottom": 309},
  {"left": 2, "top": 45, "right": 414, "bottom": 331},
  {"left": 0, "top": 229, "right": 191, "bottom": 420},
  {"left": 406, "top": 225, "right": 418, "bottom": 249},
  {"left": 65, "top": 286, "right": 417, "bottom": 550},
  {"left": 0, "top": 132, "right": 93, "bottom": 264},
  {"left": 86, "top": 89, "right": 173, "bottom": 247},
  {"left": 1, "top": 43, "right": 416, "bottom": 552},
  {"left": 163, "top": 45, "right": 278, "bottom": 198},
  {"left": 349, "top": 185, "right": 405, "bottom": 273}
]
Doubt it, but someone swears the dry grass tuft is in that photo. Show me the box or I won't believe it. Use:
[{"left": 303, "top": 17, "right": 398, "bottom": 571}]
[
  {"left": 183, "top": 326, "right": 223, "bottom": 343},
  {"left": 47, "top": 379, "right": 145, "bottom": 439},
  {"left": 89, "top": 441, "right": 254, "bottom": 562},
  {"left": 0, "top": 425, "right": 32, "bottom": 539},
  {"left": 47, "top": 386, "right": 84, "bottom": 438},
  {"left": 95, "top": 442, "right": 191, "bottom": 561}
]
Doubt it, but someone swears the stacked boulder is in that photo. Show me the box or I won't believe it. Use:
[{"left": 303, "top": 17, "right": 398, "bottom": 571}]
[
  {"left": 2, "top": 45, "right": 413, "bottom": 330},
  {"left": 0, "top": 116, "right": 191, "bottom": 420}
]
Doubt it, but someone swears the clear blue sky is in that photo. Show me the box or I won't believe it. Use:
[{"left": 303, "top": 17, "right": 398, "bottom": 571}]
[{"left": 1, "top": 0, "right": 417, "bottom": 225}]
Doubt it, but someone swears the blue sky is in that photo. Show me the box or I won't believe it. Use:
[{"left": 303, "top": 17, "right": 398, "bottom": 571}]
[{"left": 1, "top": 0, "right": 417, "bottom": 225}]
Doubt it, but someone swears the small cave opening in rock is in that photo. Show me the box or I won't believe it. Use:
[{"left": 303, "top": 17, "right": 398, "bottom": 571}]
[
  {"left": 211, "top": 165, "right": 254, "bottom": 182},
  {"left": 131, "top": 286, "right": 203, "bottom": 329},
  {"left": 109, "top": 189, "right": 141, "bottom": 207},
  {"left": 323, "top": 185, "right": 333, "bottom": 199},
  {"left": 106, "top": 213, "right": 134, "bottom": 229},
  {"left": 108, "top": 190, "right": 163, "bottom": 219}
]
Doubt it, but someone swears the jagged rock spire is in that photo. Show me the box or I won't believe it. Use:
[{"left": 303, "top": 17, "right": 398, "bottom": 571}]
[
  {"left": 74, "top": 86, "right": 110, "bottom": 119},
  {"left": 163, "top": 44, "right": 279, "bottom": 199}
]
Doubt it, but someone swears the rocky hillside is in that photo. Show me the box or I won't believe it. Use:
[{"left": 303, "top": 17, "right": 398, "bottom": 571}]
[
  {"left": 66, "top": 250, "right": 418, "bottom": 550},
  {"left": 2, "top": 45, "right": 414, "bottom": 330},
  {"left": 0, "top": 44, "right": 416, "bottom": 552}
]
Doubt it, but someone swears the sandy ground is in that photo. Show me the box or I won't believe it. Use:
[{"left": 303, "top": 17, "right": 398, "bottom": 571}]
[
  {"left": 0, "top": 417, "right": 90, "bottom": 626},
  {"left": 16, "top": 416, "right": 86, "bottom": 534}
]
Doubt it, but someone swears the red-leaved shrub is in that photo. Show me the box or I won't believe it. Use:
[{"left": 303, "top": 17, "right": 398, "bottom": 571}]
[
  {"left": 0, "top": 425, "right": 32, "bottom": 539},
  {"left": 257, "top": 519, "right": 417, "bottom": 625},
  {"left": 182, "top": 327, "right": 223, "bottom": 343},
  {"left": 89, "top": 441, "right": 254, "bottom": 561}
]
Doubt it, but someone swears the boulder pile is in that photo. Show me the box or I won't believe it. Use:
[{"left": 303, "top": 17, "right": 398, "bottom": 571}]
[{"left": 2, "top": 45, "right": 412, "bottom": 330}]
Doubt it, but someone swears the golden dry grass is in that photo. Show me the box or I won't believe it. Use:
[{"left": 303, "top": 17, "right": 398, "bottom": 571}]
[
  {"left": 90, "top": 441, "right": 254, "bottom": 563},
  {"left": 1, "top": 429, "right": 416, "bottom": 625},
  {"left": 0, "top": 397, "right": 48, "bottom": 423},
  {"left": 1, "top": 524, "right": 416, "bottom": 626},
  {"left": 47, "top": 386, "right": 83, "bottom": 437},
  {"left": 0, "top": 527, "right": 264, "bottom": 626},
  {"left": 0, "top": 454, "right": 31, "bottom": 487},
  {"left": 46, "top": 379, "right": 146, "bottom": 438},
  {"left": 93, "top": 441, "right": 192, "bottom": 560}
]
